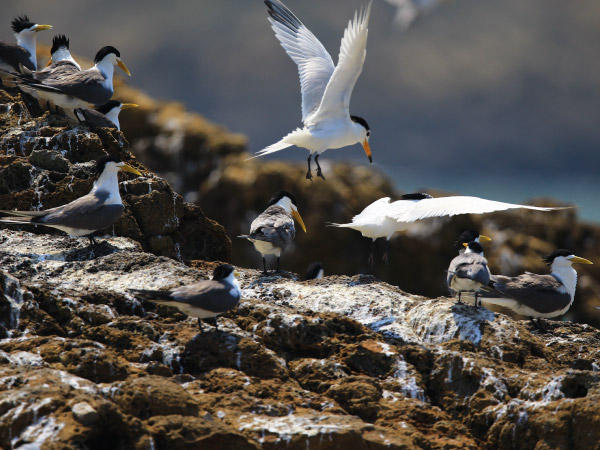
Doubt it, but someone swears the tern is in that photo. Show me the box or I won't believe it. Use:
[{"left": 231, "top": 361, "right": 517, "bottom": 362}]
[
  {"left": 0, "top": 15, "right": 52, "bottom": 75},
  {"left": 39, "top": 34, "right": 81, "bottom": 72},
  {"left": 453, "top": 230, "right": 491, "bottom": 253},
  {"left": 239, "top": 191, "right": 306, "bottom": 274},
  {"left": 75, "top": 100, "right": 139, "bottom": 130},
  {"left": 0, "top": 155, "right": 141, "bottom": 245},
  {"left": 481, "top": 250, "right": 593, "bottom": 332},
  {"left": 305, "top": 261, "right": 324, "bottom": 280},
  {"left": 14, "top": 46, "right": 131, "bottom": 109},
  {"left": 251, "top": 0, "right": 373, "bottom": 180},
  {"left": 129, "top": 264, "right": 241, "bottom": 332},
  {"left": 447, "top": 241, "right": 491, "bottom": 306},
  {"left": 330, "top": 193, "right": 569, "bottom": 264}
]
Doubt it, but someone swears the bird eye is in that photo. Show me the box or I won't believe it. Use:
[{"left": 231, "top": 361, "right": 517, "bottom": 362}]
[{"left": 367, "top": 131, "right": 371, "bottom": 137}]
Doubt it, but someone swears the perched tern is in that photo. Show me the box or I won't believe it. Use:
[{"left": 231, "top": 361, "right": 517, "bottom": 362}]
[
  {"left": 75, "top": 100, "right": 139, "bottom": 130},
  {"left": 14, "top": 46, "right": 131, "bottom": 109},
  {"left": 331, "top": 193, "right": 569, "bottom": 264},
  {"left": 239, "top": 191, "right": 306, "bottom": 274},
  {"left": 481, "top": 250, "right": 593, "bottom": 332},
  {"left": 252, "top": 0, "right": 373, "bottom": 180},
  {"left": 0, "top": 15, "right": 52, "bottom": 75},
  {"left": 41, "top": 34, "right": 81, "bottom": 71},
  {"left": 129, "top": 264, "right": 241, "bottom": 332},
  {"left": 0, "top": 155, "right": 141, "bottom": 245},
  {"left": 305, "top": 261, "right": 324, "bottom": 280},
  {"left": 447, "top": 241, "right": 491, "bottom": 306}
]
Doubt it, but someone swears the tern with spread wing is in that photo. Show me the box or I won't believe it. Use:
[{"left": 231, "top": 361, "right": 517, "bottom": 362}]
[
  {"left": 252, "top": 0, "right": 373, "bottom": 180},
  {"left": 0, "top": 155, "right": 141, "bottom": 245},
  {"left": 447, "top": 241, "right": 491, "bottom": 306},
  {"left": 480, "top": 250, "right": 593, "bottom": 332},
  {"left": 330, "top": 193, "right": 569, "bottom": 264},
  {"left": 0, "top": 15, "right": 52, "bottom": 76},
  {"left": 129, "top": 264, "right": 241, "bottom": 332},
  {"left": 239, "top": 191, "right": 307, "bottom": 274}
]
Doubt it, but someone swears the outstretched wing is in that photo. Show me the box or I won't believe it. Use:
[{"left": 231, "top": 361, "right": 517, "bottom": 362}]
[
  {"left": 388, "top": 196, "right": 569, "bottom": 223},
  {"left": 352, "top": 197, "right": 391, "bottom": 222},
  {"left": 265, "top": 0, "right": 335, "bottom": 123},
  {"left": 311, "top": 1, "right": 372, "bottom": 123}
]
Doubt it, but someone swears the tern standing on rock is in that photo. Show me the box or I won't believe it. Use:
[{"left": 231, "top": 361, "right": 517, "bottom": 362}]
[
  {"left": 0, "top": 15, "right": 52, "bottom": 75},
  {"left": 251, "top": 0, "right": 373, "bottom": 181},
  {"left": 447, "top": 241, "right": 491, "bottom": 306},
  {"left": 239, "top": 191, "right": 306, "bottom": 274},
  {"left": 0, "top": 155, "right": 142, "bottom": 246},
  {"left": 75, "top": 100, "right": 139, "bottom": 130},
  {"left": 481, "top": 250, "right": 593, "bottom": 332}
]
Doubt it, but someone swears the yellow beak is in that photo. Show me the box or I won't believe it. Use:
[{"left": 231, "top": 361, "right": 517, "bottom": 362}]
[
  {"left": 117, "top": 59, "right": 131, "bottom": 77},
  {"left": 362, "top": 139, "right": 372, "bottom": 164},
  {"left": 569, "top": 256, "right": 593, "bottom": 265},
  {"left": 479, "top": 235, "right": 492, "bottom": 242},
  {"left": 120, "top": 164, "right": 142, "bottom": 176},
  {"left": 234, "top": 270, "right": 241, "bottom": 277},
  {"left": 292, "top": 210, "right": 307, "bottom": 233},
  {"left": 34, "top": 24, "right": 52, "bottom": 32},
  {"left": 44, "top": 58, "right": 53, "bottom": 68},
  {"left": 120, "top": 103, "right": 139, "bottom": 110},
  {"left": 462, "top": 242, "right": 469, "bottom": 248}
]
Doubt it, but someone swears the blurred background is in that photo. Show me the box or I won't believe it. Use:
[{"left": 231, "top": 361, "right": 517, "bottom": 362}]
[
  {"left": 2, "top": 0, "right": 600, "bottom": 325},
  {"left": 3, "top": 0, "right": 600, "bottom": 219}
]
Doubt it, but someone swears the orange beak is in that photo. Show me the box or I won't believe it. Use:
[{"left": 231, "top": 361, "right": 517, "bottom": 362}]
[
  {"left": 45, "top": 58, "right": 53, "bottom": 68},
  {"left": 362, "top": 139, "right": 372, "bottom": 164}
]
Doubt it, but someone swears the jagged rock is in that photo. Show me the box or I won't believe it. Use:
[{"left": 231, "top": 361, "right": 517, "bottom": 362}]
[
  {"left": 0, "top": 88, "right": 231, "bottom": 262},
  {"left": 0, "top": 229, "right": 599, "bottom": 449}
]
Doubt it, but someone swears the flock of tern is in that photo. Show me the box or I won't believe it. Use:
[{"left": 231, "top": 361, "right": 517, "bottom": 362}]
[{"left": 0, "top": 1, "right": 593, "bottom": 331}]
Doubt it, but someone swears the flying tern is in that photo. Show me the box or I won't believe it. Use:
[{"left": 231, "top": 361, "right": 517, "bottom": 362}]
[
  {"left": 481, "top": 250, "right": 593, "bottom": 332},
  {"left": 0, "top": 155, "right": 141, "bottom": 245},
  {"left": 239, "top": 191, "right": 306, "bottom": 274},
  {"left": 251, "top": 0, "right": 373, "bottom": 180}
]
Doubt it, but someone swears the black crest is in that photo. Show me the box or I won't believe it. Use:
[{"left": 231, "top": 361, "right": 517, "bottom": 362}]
[
  {"left": 401, "top": 193, "right": 433, "bottom": 200},
  {"left": 305, "top": 262, "right": 323, "bottom": 280},
  {"left": 51, "top": 34, "right": 70, "bottom": 54},
  {"left": 94, "top": 46, "right": 120, "bottom": 63},
  {"left": 95, "top": 155, "right": 121, "bottom": 174},
  {"left": 11, "top": 15, "right": 34, "bottom": 34},
  {"left": 268, "top": 190, "right": 297, "bottom": 208},
  {"left": 350, "top": 115, "right": 370, "bottom": 132},
  {"left": 466, "top": 241, "right": 484, "bottom": 254},
  {"left": 544, "top": 249, "right": 573, "bottom": 266},
  {"left": 95, "top": 100, "right": 122, "bottom": 115},
  {"left": 454, "top": 230, "right": 479, "bottom": 250},
  {"left": 213, "top": 264, "right": 235, "bottom": 280}
]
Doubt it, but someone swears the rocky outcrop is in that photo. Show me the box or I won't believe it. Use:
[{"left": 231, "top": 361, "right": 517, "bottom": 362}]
[
  {"left": 0, "top": 88, "right": 230, "bottom": 262},
  {"left": 1, "top": 229, "right": 599, "bottom": 449}
]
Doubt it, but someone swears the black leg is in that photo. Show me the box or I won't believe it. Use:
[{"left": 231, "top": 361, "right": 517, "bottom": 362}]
[
  {"left": 262, "top": 256, "right": 268, "bottom": 275},
  {"left": 276, "top": 256, "right": 281, "bottom": 273},
  {"left": 197, "top": 318, "right": 204, "bottom": 333},
  {"left": 368, "top": 240, "right": 375, "bottom": 267},
  {"left": 474, "top": 292, "right": 480, "bottom": 308},
  {"left": 206, "top": 317, "right": 219, "bottom": 331},
  {"left": 88, "top": 235, "right": 98, "bottom": 246},
  {"left": 457, "top": 291, "right": 463, "bottom": 305},
  {"left": 306, "top": 155, "right": 313, "bottom": 181},
  {"left": 315, "top": 154, "right": 326, "bottom": 180},
  {"left": 382, "top": 239, "right": 390, "bottom": 265}
]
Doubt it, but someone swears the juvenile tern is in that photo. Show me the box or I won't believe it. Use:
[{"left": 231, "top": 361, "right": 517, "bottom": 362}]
[
  {"left": 129, "top": 264, "right": 241, "bottom": 332},
  {"left": 447, "top": 241, "right": 491, "bottom": 306},
  {"left": 0, "top": 155, "right": 141, "bottom": 245},
  {"left": 481, "top": 250, "right": 593, "bottom": 331},
  {"left": 331, "top": 193, "right": 568, "bottom": 264},
  {"left": 14, "top": 46, "right": 131, "bottom": 109},
  {"left": 252, "top": 0, "right": 373, "bottom": 180},
  {"left": 0, "top": 15, "right": 52, "bottom": 74},
  {"left": 239, "top": 191, "right": 307, "bottom": 274},
  {"left": 75, "top": 100, "right": 139, "bottom": 130}
]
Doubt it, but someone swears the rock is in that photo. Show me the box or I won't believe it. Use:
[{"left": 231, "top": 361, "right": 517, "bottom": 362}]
[{"left": 71, "top": 401, "right": 100, "bottom": 425}]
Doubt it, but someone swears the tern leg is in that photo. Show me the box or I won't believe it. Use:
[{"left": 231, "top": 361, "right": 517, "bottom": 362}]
[
  {"left": 262, "top": 257, "right": 268, "bottom": 275},
  {"left": 315, "top": 154, "right": 326, "bottom": 180},
  {"left": 368, "top": 240, "right": 376, "bottom": 266},
  {"left": 306, "top": 155, "right": 313, "bottom": 181},
  {"left": 474, "top": 292, "right": 480, "bottom": 308},
  {"left": 197, "top": 318, "right": 205, "bottom": 333},
  {"left": 531, "top": 318, "right": 548, "bottom": 333},
  {"left": 205, "top": 317, "right": 219, "bottom": 331},
  {"left": 88, "top": 235, "right": 98, "bottom": 247},
  {"left": 276, "top": 256, "right": 281, "bottom": 273},
  {"left": 457, "top": 292, "right": 463, "bottom": 305},
  {"left": 382, "top": 240, "right": 390, "bottom": 265}
]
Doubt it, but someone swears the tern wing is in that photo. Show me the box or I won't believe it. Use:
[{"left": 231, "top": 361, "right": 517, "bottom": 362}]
[
  {"left": 21, "top": 68, "right": 110, "bottom": 105},
  {"left": 448, "top": 253, "right": 490, "bottom": 286},
  {"left": 388, "top": 196, "right": 568, "bottom": 223},
  {"left": 265, "top": 0, "right": 336, "bottom": 123},
  {"left": 0, "top": 42, "right": 34, "bottom": 72},
  {"left": 352, "top": 197, "right": 391, "bottom": 222},
  {"left": 170, "top": 280, "right": 240, "bottom": 313},
  {"left": 311, "top": 1, "right": 372, "bottom": 123}
]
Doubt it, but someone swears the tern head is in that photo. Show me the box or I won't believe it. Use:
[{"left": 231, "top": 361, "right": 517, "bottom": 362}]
[
  {"left": 305, "top": 262, "right": 324, "bottom": 280},
  {"left": 212, "top": 263, "right": 239, "bottom": 282},
  {"left": 11, "top": 15, "right": 52, "bottom": 36},
  {"left": 350, "top": 115, "right": 372, "bottom": 164},
  {"left": 95, "top": 155, "right": 142, "bottom": 177},
  {"left": 94, "top": 46, "right": 131, "bottom": 76},
  {"left": 46, "top": 34, "right": 72, "bottom": 67},
  {"left": 462, "top": 241, "right": 484, "bottom": 255},
  {"left": 544, "top": 249, "right": 593, "bottom": 269},
  {"left": 454, "top": 230, "right": 492, "bottom": 251},
  {"left": 268, "top": 191, "right": 307, "bottom": 233},
  {"left": 95, "top": 100, "right": 139, "bottom": 115}
]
